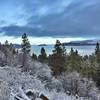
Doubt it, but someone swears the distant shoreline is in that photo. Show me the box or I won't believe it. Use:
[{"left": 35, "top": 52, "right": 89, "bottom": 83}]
[
  {"left": 14, "top": 44, "right": 97, "bottom": 48},
  {"left": 37, "top": 44, "right": 96, "bottom": 46},
  {"left": 63, "top": 44, "right": 96, "bottom": 46}
]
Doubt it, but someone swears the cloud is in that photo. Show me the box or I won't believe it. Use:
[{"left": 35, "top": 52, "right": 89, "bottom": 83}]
[
  {"left": 0, "top": 25, "right": 95, "bottom": 38},
  {"left": 0, "top": 0, "right": 100, "bottom": 39},
  {"left": 27, "top": 0, "right": 100, "bottom": 38},
  {"left": 0, "top": 25, "right": 59, "bottom": 37},
  {"left": 0, "top": 33, "right": 87, "bottom": 45}
]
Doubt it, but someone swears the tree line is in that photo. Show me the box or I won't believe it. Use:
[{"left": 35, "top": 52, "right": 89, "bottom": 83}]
[
  {"left": 31, "top": 35, "right": 100, "bottom": 89},
  {"left": 0, "top": 33, "right": 100, "bottom": 89}
]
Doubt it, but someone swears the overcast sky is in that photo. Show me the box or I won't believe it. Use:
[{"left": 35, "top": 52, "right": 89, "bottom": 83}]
[{"left": 0, "top": 0, "right": 100, "bottom": 44}]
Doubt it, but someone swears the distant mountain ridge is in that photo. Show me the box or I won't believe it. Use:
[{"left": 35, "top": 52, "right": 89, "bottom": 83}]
[
  {"left": 13, "top": 39, "right": 100, "bottom": 48},
  {"left": 13, "top": 44, "right": 21, "bottom": 48},
  {"left": 38, "top": 44, "right": 47, "bottom": 46},
  {"left": 63, "top": 39, "right": 100, "bottom": 46}
]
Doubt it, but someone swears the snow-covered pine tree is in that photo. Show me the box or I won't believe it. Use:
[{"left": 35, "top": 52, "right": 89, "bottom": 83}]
[{"left": 21, "top": 33, "right": 31, "bottom": 71}]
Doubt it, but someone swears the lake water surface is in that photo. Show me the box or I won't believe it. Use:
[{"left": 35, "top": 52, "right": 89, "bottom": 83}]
[{"left": 31, "top": 45, "right": 96, "bottom": 56}]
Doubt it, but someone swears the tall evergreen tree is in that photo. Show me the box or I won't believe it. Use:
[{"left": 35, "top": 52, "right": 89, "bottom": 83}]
[
  {"left": 5, "top": 40, "right": 9, "bottom": 48},
  {"left": 95, "top": 42, "right": 100, "bottom": 65},
  {"left": 75, "top": 50, "right": 78, "bottom": 56},
  {"left": 95, "top": 66, "right": 100, "bottom": 89},
  {"left": 48, "top": 40, "right": 66, "bottom": 76},
  {"left": 94, "top": 42, "right": 100, "bottom": 88},
  {"left": 95, "top": 42, "right": 100, "bottom": 54},
  {"left": 4, "top": 40, "right": 9, "bottom": 63},
  {"left": 38, "top": 47, "right": 47, "bottom": 63},
  {"left": 62, "top": 43, "right": 66, "bottom": 56},
  {"left": 9, "top": 43, "right": 16, "bottom": 55},
  {"left": 67, "top": 48, "right": 82, "bottom": 72},
  {"left": 53, "top": 40, "right": 65, "bottom": 55},
  {"left": 22, "top": 33, "right": 31, "bottom": 53},
  {"left": 32, "top": 53, "right": 37, "bottom": 60},
  {"left": 70, "top": 48, "right": 74, "bottom": 55},
  {"left": 21, "top": 33, "right": 31, "bottom": 67}
]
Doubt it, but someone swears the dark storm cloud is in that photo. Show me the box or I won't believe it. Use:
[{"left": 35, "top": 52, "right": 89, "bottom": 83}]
[
  {"left": 0, "top": 25, "right": 61, "bottom": 37},
  {"left": 0, "top": 0, "right": 100, "bottom": 38}
]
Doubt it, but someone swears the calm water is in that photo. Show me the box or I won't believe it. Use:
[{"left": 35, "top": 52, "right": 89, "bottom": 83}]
[{"left": 31, "top": 45, "right": 96, "bottom": 56}]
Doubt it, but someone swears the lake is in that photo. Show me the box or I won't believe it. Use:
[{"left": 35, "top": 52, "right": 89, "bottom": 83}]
[{"left": 31, "top": 45, "right": 96, "bottom": 56}]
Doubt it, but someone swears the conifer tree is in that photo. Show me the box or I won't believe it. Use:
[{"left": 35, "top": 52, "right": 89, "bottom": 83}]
[
  {"left": 53, "top": 40, "right": 62, "bottom": 54},
  {"left": 48, "top": 40, "right": 66, "bottom": 76},
  {"left": 70, "top": 48, "right": 74, "bottom": 56},
  {"left": 9, "top": 43, "right": 16, "bottom": 55},
  {"left": 62, "top": 43, "right": 66, "bottom": 56},
  {"left": 95, "top": 42, "right": 100, "bottom": 54},
  {"left": 95, "top": 42, "right": 100, "bottom": 65},
  {"left": 21, "top": 33, "right": 31, "bottom": 67},
  {"left": 22, "top": 33, "right": 31, "bottom": 53},
  {"left": 38, "top": 47, "right": 47, "bottom": 63},
  {"left": 5, "top": 40, "right": 9, "bottom": 48},
  {"left": 95, "top": 66, "right": 100, "bottom": 89},
  {"left": 32, "top": 53, "right": 37, "bottom": 60},
  {"left": 68, "top": 48, "right": 82, "bottom": 72},
  {"left": 75, "top": 50, "right": 78, "bottom": 56},
  {"left": 4, "top": 40, "right": 9, "bottom": 63},
  {"left": 94, "top": 42, "right": 100, "bottom": 88}
]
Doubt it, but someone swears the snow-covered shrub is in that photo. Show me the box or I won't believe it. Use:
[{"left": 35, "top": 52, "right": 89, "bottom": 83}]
[
  {"left": 0, "top": 66, "right": 79, "bottom": 100},
  {"left": 45, "top": 77, "right": 63, "bottom": 92},
  {"left": 58, "top": 72, "right": 79, "bottom": 94},
  {"left": 0, "top": 81, "right": 10, "bottom": 100},
  {"left": 58, "top": 71, "right": 100, "bottom": 99},
  {"left": 30, "top": 61, "right": 52, "bottom": 81}
]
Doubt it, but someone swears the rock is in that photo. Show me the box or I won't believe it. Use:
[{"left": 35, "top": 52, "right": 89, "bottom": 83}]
[{"left": 40, "top": 94, "right": 49, "bottom": 100}]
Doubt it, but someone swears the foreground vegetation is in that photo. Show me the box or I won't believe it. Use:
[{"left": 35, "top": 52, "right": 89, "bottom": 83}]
[
  {"left": 0, "top": 33, "right": 100, "bottom": 99},
  {"left": 33, "top": 36, "right": 100, "bottom": 89}
]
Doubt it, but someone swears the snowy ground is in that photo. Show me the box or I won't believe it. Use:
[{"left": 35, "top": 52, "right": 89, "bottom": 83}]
[{"left": 0, "top": 65, "right": 80, "bottom": 100}]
